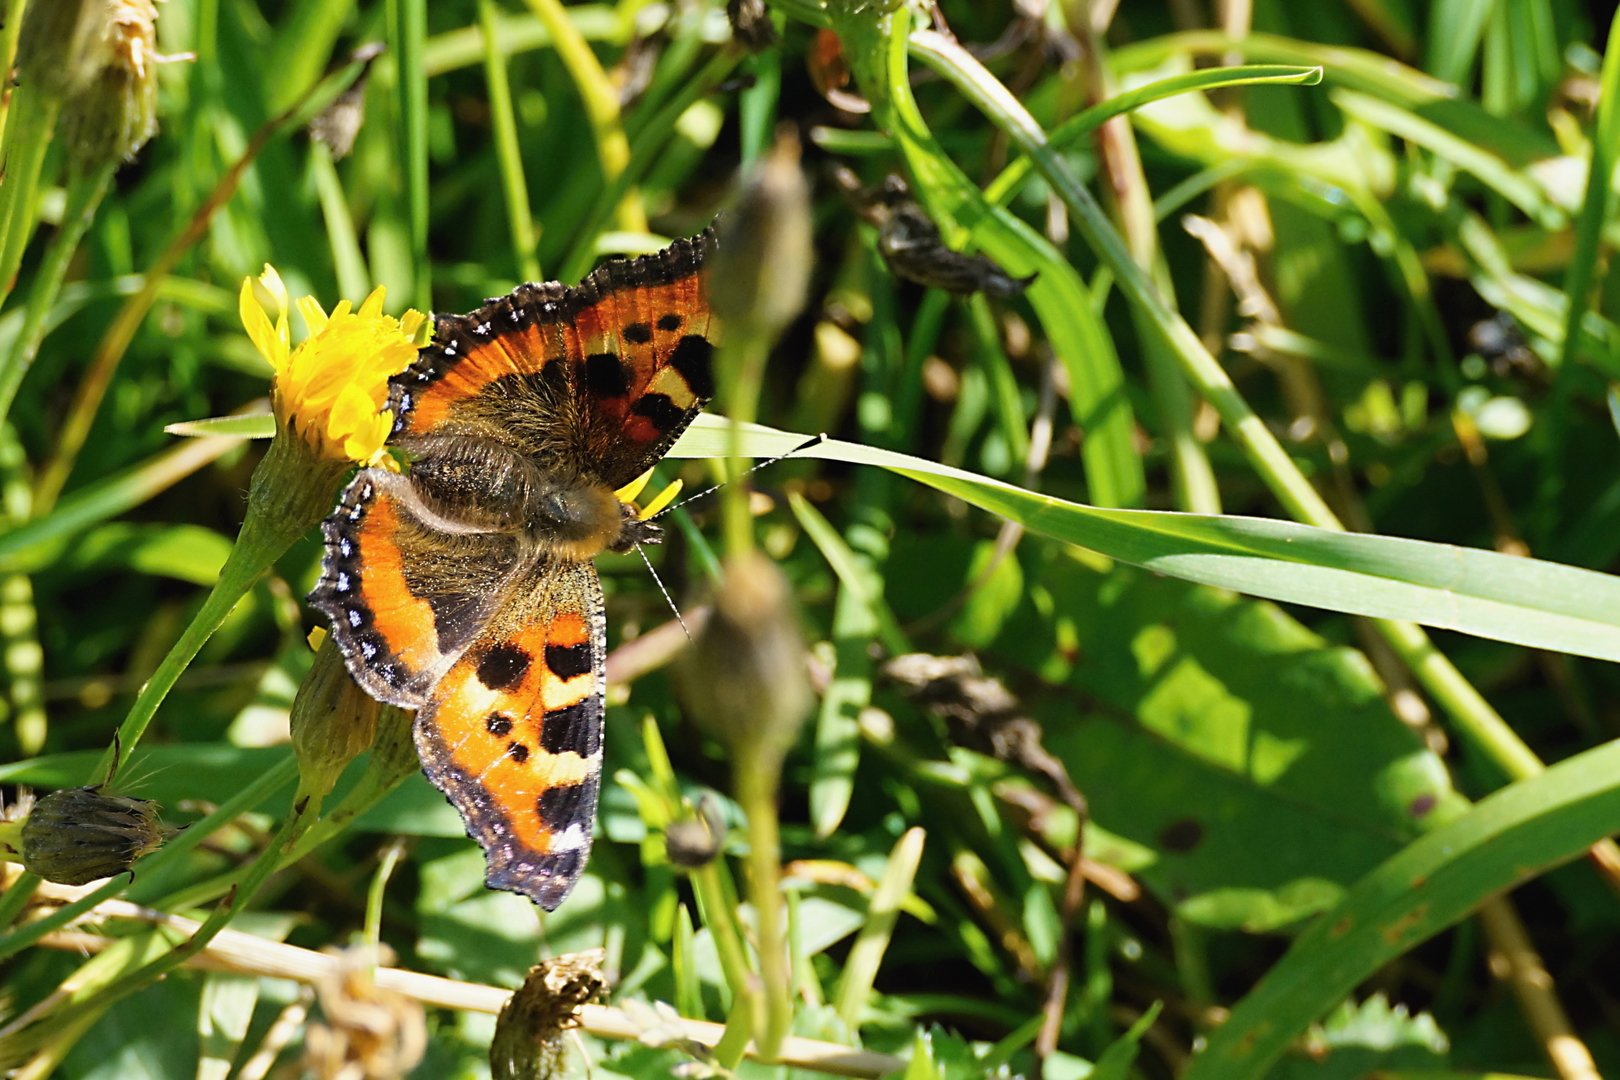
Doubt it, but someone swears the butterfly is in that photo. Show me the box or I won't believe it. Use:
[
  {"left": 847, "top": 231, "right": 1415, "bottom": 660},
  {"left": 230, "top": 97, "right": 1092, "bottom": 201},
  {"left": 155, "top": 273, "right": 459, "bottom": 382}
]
[{"left": 310, "top": 230, "right": 716, "bottom": 910}]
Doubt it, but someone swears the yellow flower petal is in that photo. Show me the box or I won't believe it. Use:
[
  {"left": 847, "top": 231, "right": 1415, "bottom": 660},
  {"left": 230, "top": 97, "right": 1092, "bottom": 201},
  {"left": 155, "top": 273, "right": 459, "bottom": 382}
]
[
  {"left": 239, "top": 278, "right": 285, "bottom": 371},
  {"left": 358, "top": 285, "right": 387, "bottom": 319},
  {"left": 296, "top": 295, "right": 329, "bottom": 336}
]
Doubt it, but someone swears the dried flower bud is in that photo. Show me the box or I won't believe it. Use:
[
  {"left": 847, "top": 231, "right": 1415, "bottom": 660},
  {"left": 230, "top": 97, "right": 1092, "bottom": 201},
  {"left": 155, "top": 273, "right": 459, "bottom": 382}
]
[
  {"left": 19, "top": 0, "right": 162, "bottom": 170},
  {"left": 710, "top": 132, "right": 812, "bottom": 340},
  {"left": 20, "top": 785, "right": 163, "bottom": 885},
  {"left": 305, "top": 945, "right": 426, "bottom": 1080},
  {"left": 848, "top": 174, "right": 1035, "bottom": 297},
  {"left": 309, "top": 45, "right": 383, "bottom": 160},
  {"left": 726, "top": 0, "right": 778, "bottom": 51},
  {"left": 491, "top": 951, "right": 606, "bottom": 1080},
  {"left": 664, "top": 795, "right": 725, "bottom": 870},
  {"left": 676, "top": 552, "right": 812, "bottom": 770},
  {"left": 291, "top": 636, "right": 382, "bottom": 802}
]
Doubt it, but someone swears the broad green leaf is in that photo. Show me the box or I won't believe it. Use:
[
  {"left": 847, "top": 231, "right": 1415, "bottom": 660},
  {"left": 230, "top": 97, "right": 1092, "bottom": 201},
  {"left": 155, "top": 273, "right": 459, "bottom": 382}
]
[
  {"left": 671, "top": 417, "right": 1620, "bottom": 663},
  {"left": 10, "top": 522, "right": 233, "bottom": 583},
  {"left": 1183, "top": 735, "right": 1620, "bottom": 1080},
  {"left": 1030, "top": 555, "right": 1463, "bottom": 930}
]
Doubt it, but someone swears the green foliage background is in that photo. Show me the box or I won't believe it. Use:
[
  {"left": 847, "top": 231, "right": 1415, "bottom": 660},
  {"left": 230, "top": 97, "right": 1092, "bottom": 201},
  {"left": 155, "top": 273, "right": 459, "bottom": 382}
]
[{"left": 1, "top": 0, "right": 1619, "bottom": 1078}]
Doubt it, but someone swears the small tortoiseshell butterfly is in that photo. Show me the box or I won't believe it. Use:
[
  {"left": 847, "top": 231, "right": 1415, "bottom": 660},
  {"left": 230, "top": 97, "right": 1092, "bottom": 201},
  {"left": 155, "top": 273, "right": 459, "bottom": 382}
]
[{"left": 310, "top": 230, "right": 716, "bottom": 910}]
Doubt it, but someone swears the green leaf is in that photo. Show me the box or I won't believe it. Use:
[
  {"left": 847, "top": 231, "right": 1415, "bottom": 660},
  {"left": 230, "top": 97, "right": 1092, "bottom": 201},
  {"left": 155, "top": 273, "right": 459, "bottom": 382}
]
[
  {"left": 1089, "top": 1002, "right": 1163, "bottom": 1080},
  {"left": 163, "top": 412, "right": 275, "bottom": 439},
  {"left": 1269, "top": 994, "right": 1448, "bottom": 1080},
  {"left": 1182, "top": 736, "right": 1620, "bottom": 1080},
  {"left": 1034, "top": 557, "right": 1463, "bottom": 930},
  {"left": 671, "top": 417, "right": 1620, "bottom": 663}
]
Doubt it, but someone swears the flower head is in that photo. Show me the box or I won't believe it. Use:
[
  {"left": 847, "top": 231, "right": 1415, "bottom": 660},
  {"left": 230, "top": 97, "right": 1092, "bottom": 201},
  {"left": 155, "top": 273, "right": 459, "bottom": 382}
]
[
  {"left": 19, "top": 785, "right": 165, "bottom": 885},
  {"left": 240, "top": 266, "right": 429, "bottom": 465}
]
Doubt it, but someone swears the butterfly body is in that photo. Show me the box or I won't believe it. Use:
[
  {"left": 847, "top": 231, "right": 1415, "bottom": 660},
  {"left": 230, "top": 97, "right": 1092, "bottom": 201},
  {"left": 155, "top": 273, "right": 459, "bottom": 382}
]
[{"left": 310, "top": 231, "right": 715, "bottom": 909}]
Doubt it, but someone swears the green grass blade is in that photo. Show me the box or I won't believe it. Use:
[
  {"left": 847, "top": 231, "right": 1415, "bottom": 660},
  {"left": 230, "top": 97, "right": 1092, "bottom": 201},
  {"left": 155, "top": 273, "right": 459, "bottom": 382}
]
[
  {"left": 1182, "top": 736, "right": 1620, "bottom": 1080},
  {"left": 884, "top": 36, "right": 1143, "bottom": 509},
  {"left": 1556, "top": 5, "right": 1620, "bottom": 372},
  {"left": 673, "top": 417, "right": 1620, "bottom": 663},
  {"left": 984, "top": 64, "right": 1322, "bottom": 209}
]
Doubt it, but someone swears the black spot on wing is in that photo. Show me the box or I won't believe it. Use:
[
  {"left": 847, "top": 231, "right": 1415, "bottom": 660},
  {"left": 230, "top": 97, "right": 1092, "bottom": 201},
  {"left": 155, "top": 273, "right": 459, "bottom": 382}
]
[
  {"left": 631, "top": 393, "right": 686, "bottom": 433},
  {"left": 485, "top": 713, "right": 513, "bottom": 736},
  {"left": 657, "top": 313, "right": 683, "bottom": 332},
  {"left": 669, "top": 334, "right": 715, "bottom": 399},
  {"left": 508, "top": 743, "right": 530, "bottom": 763},
  {"left": 537, "top": 782, "right": 590, "bottom": 831},
  {"left": 582, "top": 353, "right": 629, "bottom": 397},
  {"left": 540, "top": 699, "right": 598, "bottom": 755},
  {"left": 545, "top": 641, "right": 593, "bottom": 681},
  {"left": 622, "top": 322, "right": 652, "bottom": 345},
  {"left": 476, "top": 644, "right": 531, "bottom": 691}
]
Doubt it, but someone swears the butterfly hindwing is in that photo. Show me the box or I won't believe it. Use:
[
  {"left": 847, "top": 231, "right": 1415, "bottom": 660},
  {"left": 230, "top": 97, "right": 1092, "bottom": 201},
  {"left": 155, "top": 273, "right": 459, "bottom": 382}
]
[
  {"left": 387, "top": 231, "right": 717, "bottom": 488},
  {"left": 311, "top": 468, "right": 528, "bottom": 707},
  {"left": 412, "top": 558, "right": 606, "bottom": 910}
]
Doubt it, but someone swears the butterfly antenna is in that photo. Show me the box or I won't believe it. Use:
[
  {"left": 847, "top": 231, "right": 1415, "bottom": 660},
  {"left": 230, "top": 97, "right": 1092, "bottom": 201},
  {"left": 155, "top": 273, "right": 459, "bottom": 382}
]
[
  {"left": 636, "top": 543, "right": 691, "bottom": 640},
  {"left": 652, "top": 432, "right": 828, "bottom": 521}
]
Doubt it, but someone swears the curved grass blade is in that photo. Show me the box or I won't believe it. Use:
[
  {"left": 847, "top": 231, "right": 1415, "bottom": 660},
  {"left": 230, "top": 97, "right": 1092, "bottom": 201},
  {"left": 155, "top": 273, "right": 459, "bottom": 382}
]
[
  {"left": 672, "top": 416, "right": 1620, "bottom": 663},
  {"left": 984, "top": 64, "right": 1323, "bottom": 209}
]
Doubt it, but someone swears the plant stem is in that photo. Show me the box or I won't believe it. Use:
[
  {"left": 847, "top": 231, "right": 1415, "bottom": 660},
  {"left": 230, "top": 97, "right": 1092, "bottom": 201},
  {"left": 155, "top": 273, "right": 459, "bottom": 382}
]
[
  {"left": 0, "top": 161, "right": 116, "bottom": 425},
  {"left": 0, "top": 83, "right": 59, "bottom": 313},
  {"left": 478, "top": 0, "right": 542, "bottom": 283},
  {"left": 736, "top": 759, "right": 791, "bottom": 1060},
  {"left": 100, "top": 436, "right": 346, "bottom": 772}
]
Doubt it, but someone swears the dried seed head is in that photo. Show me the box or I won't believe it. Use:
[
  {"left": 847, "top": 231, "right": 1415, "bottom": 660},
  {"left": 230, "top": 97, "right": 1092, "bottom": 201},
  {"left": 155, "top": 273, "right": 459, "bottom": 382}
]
[
  {"left": 309, "top": 46, "right": 383, "bottom": 160},
  {"left": 677, "top": 552, "right": 812, "bottom": 770},
  {"left": 710, "top": 131, "right": 813, "bottom": 340},
  {"left": 726, "top": 0, "right": 778, "bottom": 51},
  {"left": 20, "top": 785, "right": 164, "bottom": 885},
  {"left": 305, "top": 944, "right": 426, "bottom": 1080},
  {"left": 491, "top": 950, "right": 606, "bottom": 1080},
  {"left": 291, "top": 636, "right": 382, "bottom": 801}
]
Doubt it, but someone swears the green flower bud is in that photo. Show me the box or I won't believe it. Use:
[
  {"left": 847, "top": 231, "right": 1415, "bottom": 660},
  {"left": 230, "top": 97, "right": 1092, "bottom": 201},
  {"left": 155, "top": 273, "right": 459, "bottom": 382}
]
[
  {"left": 676, "top": 552, "right": 812, "bottom": 771},
  {"left": 664, "top": 795, "right": 725, "bottom": 870},
  {"left": 290, "top": 635, "right": 381, "bottom": 803},
  {"left": 710, "top": 132, "right": 812, "bottom": 340},
  {"left": 20, "top": 785, "right": 163, "bottom": 885},
  {"left": 366, "top": 705, "right": 422, "bottom": 794}
]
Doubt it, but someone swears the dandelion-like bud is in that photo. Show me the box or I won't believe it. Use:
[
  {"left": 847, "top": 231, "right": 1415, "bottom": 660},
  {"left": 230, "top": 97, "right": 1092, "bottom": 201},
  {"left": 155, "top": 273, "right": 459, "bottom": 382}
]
[
  {"left": 676, "top": 552, "right": 812, "bottom": 771},
  {"left": 19, "top": 785, "right": 164, "bottom": 885},
  {"left": 367, "top": 706, "right": 423, "bottom": 795},
  {"left": 710, "top": 132, "right": 812, "bottom": 341},
  {"left": 290, "top": 635, "right": 382, "bottom": 803},
  {"left": 18, "top": 0, "right": 161, "bottom": 170}
]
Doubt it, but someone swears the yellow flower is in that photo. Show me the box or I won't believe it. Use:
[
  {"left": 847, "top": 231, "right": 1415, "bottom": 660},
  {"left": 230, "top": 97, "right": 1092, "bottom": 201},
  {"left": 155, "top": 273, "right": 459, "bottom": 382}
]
[{"left": 239, "top": 266, "right": 430, "bottom": 465}]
